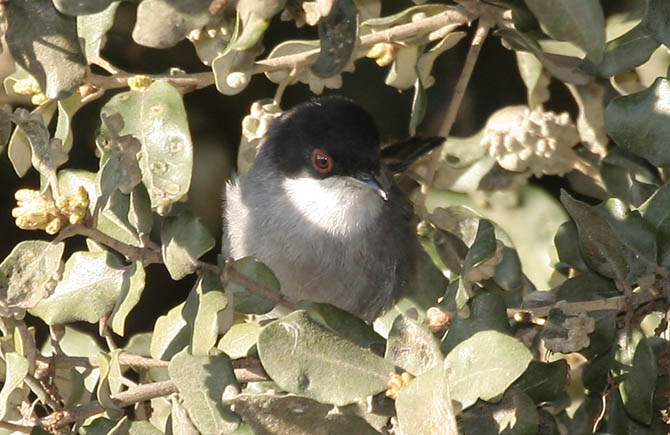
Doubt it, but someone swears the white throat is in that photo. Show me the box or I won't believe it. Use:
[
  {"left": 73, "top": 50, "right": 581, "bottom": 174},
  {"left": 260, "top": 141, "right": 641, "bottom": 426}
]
[{"left": 281, "top": 176, "right": 383, "bottom": 237}]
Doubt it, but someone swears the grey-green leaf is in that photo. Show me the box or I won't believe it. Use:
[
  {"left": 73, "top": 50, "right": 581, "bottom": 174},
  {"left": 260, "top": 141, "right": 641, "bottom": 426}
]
[
  {"left": 30, "top": 251, "right": 126, "bottom": 324},
  {"left": 168, "top": 349, "right": 240, "bottom": 434},
  {"left": 445, "top": 330, "right": 532, "bottom": 410},
  {"left": 258, "top": 310, "right": 394, "bottom": 406},
  {"left": 605, "top": 77, "right": 670, "bottom": 167},
  {"left": 53, "top": 0, "right": 112, "bottom": 16},
  {"left": 217, "top": 322, "right": 261, "bottom": 359},
  {"left": 385, "top": 311, "right": 442, "bottom": 376},
  {"left": 620, "top": 337, "right": 662, "bottom": 425},
  {"left": 0, "top": 353, "right": 29, "bottom": 422},
  {"left": 560, "top": 190, "right": 629, "bottom": 280},
  {"left": 5, "top": 0, "right": 86, "bottom": 99},
  {"left": 150, "top": 302, "right": 188, "bottom": 360},
  {"left": 132, "top": 0, "right": 212, "bottom": 49},
  {"left": 183, "top": 269, "right": 229, "bottom": 356},
  {"left": 395, "top": 365, "right": 458, "bottom": 435},
  {"left": 77, "top": 1, "right": 120, "bottom": 66},
  {"left": 109, "top": 261, "right": 146, "bottom": 336},
  {"left": 227, "top": 257, "right": 281, "bottom": 314},
  {"left": 311, "top": 0, "right": 358, "bottom": 78},
  {"left": 0, "top": 240, "right": 64, "bottom": 317},
  {"left": 161, "top": 210, "right": 215, "bottom": 280},
  {"left": 225, "top": 394, "right": 379, "bottom": 435},
  {"left": 7, "top": 102, "right": 57, "bottom": 177},
  {"left": 524, "top": 0, "right": 605, "bottom": 63}
]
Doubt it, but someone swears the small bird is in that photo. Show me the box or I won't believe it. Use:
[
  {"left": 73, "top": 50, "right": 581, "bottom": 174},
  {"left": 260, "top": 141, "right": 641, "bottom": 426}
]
[{"left": 224, "top": 97, "right": 442, "bottom": 321}]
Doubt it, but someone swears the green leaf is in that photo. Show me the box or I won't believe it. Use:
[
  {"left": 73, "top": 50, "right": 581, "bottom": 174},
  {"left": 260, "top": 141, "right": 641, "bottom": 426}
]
[
  {"left": 233, "top": 0, "right": 286, "bottom": 50},
  {"left": 409, "top": 78, "right": 426, "bottom": 136},
  {"left": 227, "top": 257, "right": 281, "bottom": 314},
  {"left": 605, "top": 77, "right": 670, "bottom": 168},
  {"left": 560, "top": 190, "right": 629, "bottom": 280},
  {"left": 54, "top": 93, "right": 84, "bottom": 154},
  {"left": 132, "top": 0, "right": 211, "bottom": 49},
  {"left": 217, "top": 322, "right": 261, "bottom": 359},
  {"left": 6, "top": 101, "right": 57, "bottom": 177},
  {"left": 0, "top": 105, "right": 12, "bottom": 154},
  {"left": 77, "top": 1, "right": 121, "bottom": 65},
  {"left": 416, "top": 31, "right": 467, "bottom": 89},
  {"left": 297, "top": 301, "right": 385, "bottom": 354},
  {"left": 97, "top": 113, "right": 143, "bottom": 204},
  {"left": 225, "top": 394, "right": 379, "bottom": 434},
  {"left": 395, "top": 365, "right": 458, "bottom": 435},
  {"left": 30, "top": 251, "right": 126, "bottom": 325},
  {"left": 495, "top": 28, "right": 590, "bottom": 85},
  {"left": 170, "top": 398, "right": 200, "bottom": 435},
  {"left": 642, "top": 0, "right": 670, "bottom": 46},
  {"left": 150, "top": 302, "right": 188, "bottom": 360},
  {"left": 441, "top": 292, "right": 513, "bottom": 355},
  {"left": 212, "top": 42, "right": 262, "bottom": 96},
  {"left": 512, "top": 360, "right": 568, "bottom": 403},
  {"left": 257, "top": 310, "right": 394, "bottom": 406},
  {"left": 516, "top": 50, "right": 549, "bottom": 108},
  {"left": 128, "top": 183, "right": 154, "bottom": 237},
  {"left": 97, "top": 350, "right": 124, "bottom": 414},
  {"left": 580, "top": 24, "right": 659, "bottom": 77},
  {"left": 0, "top": 240, "right": 64, "bottom": 317},
  {"left": 99, "top": 82, "right": 194, "bottom": 212},
  {"left": 311, "top": 0, "right": 358, "bottom": 78},
  {"left": 54, "top": 0, "right": 112, "bottom": 15},
  {"left": 10, "top": 107, "right": 67, "bottom": 190},
  {"left": 385, "top": 311, "right": 442, "bottom": 375},
  {"left": 161, "top": 210, "right": 215, "bottom": 280},
  {"left": 5, "top": 0, "right": 86, "bottom": 99},
  {"left": 362, "top": 4, "right": 451, "bottom": 27},
  {"left": 0, "top": 353, "right": 29, "bottom": 422},
  {"left": 620, "top": 337, "right": 662, "bottom": 425},
  {"left": 109, "top": 261, "right": 146, "bottom": 336},
  {"left": 432, "top": 227, "right": 468, "bottom": 275},
  {"left": 458, "top": 388, "right": 539, "bottom": 435},
  {"left": 168, "top": 349, "right": 240, "bottom": 434},
  {"left": 640, "top": 180, "right": 670, "bottom": 228},
  {"left": 385, "top": 46, "right": 419, "bottom": 90},
  {"left": 445, "top": 331, "right": 533, "bottom": 410},
  {"left": 183, "top": 269, "right": 229, "bottom": 356},
  {"left": 524, "top": 0, "right": 605, "bottom": 63},
  {"left": 605, "top": 388, "right": 669, "bottom": 434},
  {"left": 463, "top": 219, "right": 497, "bottom": 272}
]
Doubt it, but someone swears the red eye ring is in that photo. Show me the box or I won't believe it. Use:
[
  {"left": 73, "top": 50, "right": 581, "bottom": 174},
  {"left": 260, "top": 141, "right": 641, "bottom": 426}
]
[{"left": 311, "top": 149, "right": 333, "bottom": 173}]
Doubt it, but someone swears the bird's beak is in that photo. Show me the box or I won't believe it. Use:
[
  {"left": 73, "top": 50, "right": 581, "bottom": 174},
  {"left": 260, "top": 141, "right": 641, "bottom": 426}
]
[{"left": 350, "top": 173, "right": 389, "bottom": 201}]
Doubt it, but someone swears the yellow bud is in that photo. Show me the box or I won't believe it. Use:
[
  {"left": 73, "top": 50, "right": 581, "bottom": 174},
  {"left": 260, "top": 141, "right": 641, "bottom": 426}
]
[
  {"left": 56, "top": 186, "right": 90, "bottom": 225},
  {"left": 31, "top": 93, "right": 48, "bottom": 106},
  {"left": 366, "top": 42, "right": 396, "bottom": 67},
  {"left": 385, "top": 371, "right": 414, "bottom": 400},
  {"left": 12, "top": 76, "right": 41, "bottom": 96},
  {"left": 128, "top": 75, "right": 153, "bottom": 91},
  {"left": 13, "top": 188, "right": 65, "bottom": 233}
]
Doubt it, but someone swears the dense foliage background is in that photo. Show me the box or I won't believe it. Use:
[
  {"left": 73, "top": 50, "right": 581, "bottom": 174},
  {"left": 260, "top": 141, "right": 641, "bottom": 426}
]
[{"left": 0, "top": 0, "right": 669, "bottom": 433}]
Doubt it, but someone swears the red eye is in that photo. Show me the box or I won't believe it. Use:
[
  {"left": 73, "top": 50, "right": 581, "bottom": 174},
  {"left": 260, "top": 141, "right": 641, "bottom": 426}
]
[{"left": 311, "top": 149, "right": 333, "bottom": 173}]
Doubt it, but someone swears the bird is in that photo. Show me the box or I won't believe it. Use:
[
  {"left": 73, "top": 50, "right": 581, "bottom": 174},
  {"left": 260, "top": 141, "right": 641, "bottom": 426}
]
[{"left": 223, "top": 96, "right": 443, "bottom": 321}]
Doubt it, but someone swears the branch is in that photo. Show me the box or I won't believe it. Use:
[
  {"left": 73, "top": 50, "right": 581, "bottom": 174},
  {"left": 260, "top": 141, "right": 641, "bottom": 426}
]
[
  {"left": 39, "top": 358, "right": 269, "bottom": 429},
  {"left": 417, "top": 17, "right": 493, "bottom": 214},
  {"left": 85, "top": 6, "right": 476, "bottom": 93},
  {"left": 253, "top": 7, "right": 475, "bottom": 74},
  {"left": 507, "top": 289, "right": 662, "bottom": 319}
]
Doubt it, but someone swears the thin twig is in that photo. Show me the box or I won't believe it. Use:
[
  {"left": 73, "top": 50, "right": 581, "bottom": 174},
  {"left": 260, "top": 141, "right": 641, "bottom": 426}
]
[
  {"left": 0, "top": 421, "right": 34, "bottom": 432},
  {"left": 54, "top": 224, "right": 162, "bottom": 265},
  {"left": 416, "top": 17, "right": 492, "bottom": 214},
  {"left": 84, "top": 7, "right": 475, "bottom": 93},
  {"left": 37, "top": 353, "right": 169, "bottom": 370},
  {"left": 39, "top": 358, "right": 270, "bottom": 430},
  {"left": 40, "top": 380, "right": 177, "bottom": 429},
  {"left": 507, "top": 289, "right": 661, "bottom": 319}
]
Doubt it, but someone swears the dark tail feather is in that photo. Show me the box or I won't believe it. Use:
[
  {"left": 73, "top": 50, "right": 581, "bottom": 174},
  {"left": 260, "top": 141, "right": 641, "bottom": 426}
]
[{"left": 381, "top": 136, "right": 445, "bottom": 174}]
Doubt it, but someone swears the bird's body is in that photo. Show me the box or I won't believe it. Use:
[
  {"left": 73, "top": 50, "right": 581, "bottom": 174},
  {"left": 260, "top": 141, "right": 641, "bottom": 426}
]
[{"left": 224, "top": 97, "right": 429, "bottom": 321}]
